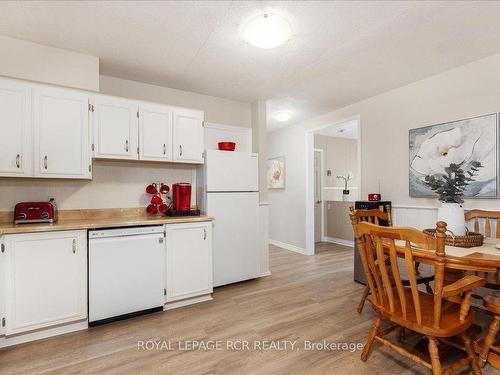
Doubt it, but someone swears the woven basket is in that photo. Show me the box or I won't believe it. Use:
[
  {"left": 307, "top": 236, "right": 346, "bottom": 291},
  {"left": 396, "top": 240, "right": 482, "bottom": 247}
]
[{"left": 422, "top": 229, "right": 483, "bottom": 248}]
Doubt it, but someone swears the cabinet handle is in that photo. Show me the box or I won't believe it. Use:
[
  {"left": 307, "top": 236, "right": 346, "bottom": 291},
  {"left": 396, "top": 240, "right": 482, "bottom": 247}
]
[
  {"left": 203, "top": 228, "right": 207, "bottom": 240},
  {"left": 163, "top": 144, "right": 166, "bottom": 155},
  {"left": 125, "top": 140, "right": 129, "bottom": 152},
  {"left": 44, "top": 155, "right": 48, "bottom": 170},
  {"left": 72, "top": 239, "right": 76, "bottom": 254},
  {"left": 16, "top": 154, "right": 20, "bottom": 168},
  {"left": 179, "top": 145, "right": 182, "bottom": 156}
]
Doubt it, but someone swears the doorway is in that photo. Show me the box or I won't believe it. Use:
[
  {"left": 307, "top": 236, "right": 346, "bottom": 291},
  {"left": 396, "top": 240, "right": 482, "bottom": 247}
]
[{"left": 305, "top": 116, "right": 361, "bottom": 255}]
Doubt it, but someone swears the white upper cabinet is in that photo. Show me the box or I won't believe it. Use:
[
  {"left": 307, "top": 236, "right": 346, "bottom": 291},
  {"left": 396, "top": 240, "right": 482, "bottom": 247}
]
[
  {"left": 139, "top": 103, "right": 173, "bottom": 162},
  {"left": 92, "top": 96, "right": 139, "bottom": 160},
  {"left": 0, "top": 79, "right": 32, "bottom": 177},
  {"left": 173, "top": 109, "right": 204, "bottom": 164},
  {"left": 33, "top": 86, "right": 91, "bottom": 179}
]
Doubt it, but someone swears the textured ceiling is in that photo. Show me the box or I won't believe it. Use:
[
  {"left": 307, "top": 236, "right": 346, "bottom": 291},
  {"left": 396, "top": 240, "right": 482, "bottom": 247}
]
[{"left": 1, "top": 1, "right": 500, "bottom": 131}]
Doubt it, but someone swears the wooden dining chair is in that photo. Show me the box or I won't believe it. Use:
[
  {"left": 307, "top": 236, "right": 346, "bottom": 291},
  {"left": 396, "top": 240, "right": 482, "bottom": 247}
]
[
  {"left": 352, "top": 219, "right": 486, "bottom": 375},
  {"left": 349, "top": 206, "right": 434, "bottom": 313},
  {"left": 478, "top": 292, "right": 500, "bottom": 369},
  {"left": 464, "top": 210, "right": 500, "bottom": 289}
]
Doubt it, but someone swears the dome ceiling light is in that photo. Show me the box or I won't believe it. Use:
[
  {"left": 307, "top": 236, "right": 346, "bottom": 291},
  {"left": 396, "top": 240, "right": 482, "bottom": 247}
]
[
  {"left": 241, "top": 13, "right": 291, "bottom": 49},
  {"left": 273, "top": 111, "right": 292, "bottom": 122}
]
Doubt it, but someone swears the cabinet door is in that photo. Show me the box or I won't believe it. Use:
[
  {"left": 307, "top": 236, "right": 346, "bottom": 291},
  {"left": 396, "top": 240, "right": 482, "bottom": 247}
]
[
  {"left": 4, "top": 231, "right": 87, "bottom": 335},
  {"left": 139, "top": 103, "right": 173, "bottom": 162},
  {"left": 33, "top": 87, "right": 91, "bottom": 179},
  {"left": 92, "top": 96, "right": 138, "bottom": 160},
  {"left": 0, "top": 79, "right": 32, "bottom": 177},
  {"left": 165, "top": 223, "right": 212, "bottom": 302},
  {"left": 173, "top": 109, "right": 204, "bottom": 164}
]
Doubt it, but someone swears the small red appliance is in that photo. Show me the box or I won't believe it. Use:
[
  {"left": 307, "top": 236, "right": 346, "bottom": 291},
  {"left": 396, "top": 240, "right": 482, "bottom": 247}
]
[
  {"left": 368, "top": 193, "right": 381, "bottom": 202},
  {"left": 14, "top": 201, "right": 57, "bottom": 224},
  {"left": 172, "top": 183, "right": 192, "bottom": 211},
  {"left": 218, "top": 142, "right": 236, "bottom": 151}
]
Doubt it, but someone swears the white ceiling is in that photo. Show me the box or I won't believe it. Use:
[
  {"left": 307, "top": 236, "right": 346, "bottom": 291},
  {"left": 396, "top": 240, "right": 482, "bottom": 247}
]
[
  {"left": 315, "top": 119, "right": 358, "bottom": 139},
  {"left": 1, "top": 1, "right": 500, "bottom": 131}
]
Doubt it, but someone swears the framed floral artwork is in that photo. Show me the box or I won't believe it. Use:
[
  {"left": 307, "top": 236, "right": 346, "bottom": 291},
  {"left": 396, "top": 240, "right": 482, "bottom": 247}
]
[
  {"left": 409, "top": 113, "right": 498, "bottom": 198},
  {"left": 267, "top": 156, "right": 286, "bottom": 189}
]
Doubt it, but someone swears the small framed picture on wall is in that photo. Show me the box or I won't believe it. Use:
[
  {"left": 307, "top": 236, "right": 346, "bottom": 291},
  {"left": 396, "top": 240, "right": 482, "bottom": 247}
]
[{"left": 267, "top": 156, "right": 286, "bottom": 189}]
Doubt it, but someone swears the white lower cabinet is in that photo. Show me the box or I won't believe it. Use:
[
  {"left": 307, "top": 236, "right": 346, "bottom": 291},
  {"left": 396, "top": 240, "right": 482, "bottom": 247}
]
[
  {"left": 2, "top": 230, "right": 87, "bottom": 336},
  {"left": 165, "top": 222, "right": 213, "bottom": 303}
]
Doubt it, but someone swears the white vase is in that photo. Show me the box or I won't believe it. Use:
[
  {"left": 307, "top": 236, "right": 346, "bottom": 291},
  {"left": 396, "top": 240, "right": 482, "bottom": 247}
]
[{"left": 437, "top": 203, "right": 465, "bottom": 236}]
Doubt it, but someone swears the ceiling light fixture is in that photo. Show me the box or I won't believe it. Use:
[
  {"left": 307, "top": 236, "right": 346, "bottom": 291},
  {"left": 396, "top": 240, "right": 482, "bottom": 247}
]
[
  {"left": 242, "top": 13, "right": 291, "bottom": 49},
  {"left": 273, "top": 111, "right": 292, "bottom": 122}
]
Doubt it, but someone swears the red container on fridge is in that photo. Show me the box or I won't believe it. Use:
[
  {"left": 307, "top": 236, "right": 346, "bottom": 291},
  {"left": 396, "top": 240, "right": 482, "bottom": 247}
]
[{"left": 172, "top": 183, "right": 192, "bottom": 211}]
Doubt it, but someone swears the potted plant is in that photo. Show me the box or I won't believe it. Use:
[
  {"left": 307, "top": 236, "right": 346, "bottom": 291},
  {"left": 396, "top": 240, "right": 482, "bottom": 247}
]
[
  {"left": 336, "top": 172, "right": 353, "bottom": 201},
  {"left": 423, "top": 161, "right": 482, "bottom": 235}
]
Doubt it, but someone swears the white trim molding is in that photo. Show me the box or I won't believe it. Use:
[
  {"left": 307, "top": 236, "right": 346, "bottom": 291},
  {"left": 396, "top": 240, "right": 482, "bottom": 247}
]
[
  {"left": 269, "top": 239, "right": 308, "bottom": 255},
  {"left": 322, "top": 236, "right": 354, "bottom": 248}
]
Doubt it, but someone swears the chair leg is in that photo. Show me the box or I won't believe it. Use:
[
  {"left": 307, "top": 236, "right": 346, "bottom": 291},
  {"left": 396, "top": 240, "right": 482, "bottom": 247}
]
[
  {"left": 361, "top": 317, "right": 381, "bottom": 361},
  {"left": 357, "top": 286, "right": 370, "bottom": 314},
  {"left": 428, "top": 336, "right": 442, "bottom": 375},
  {"left": 479, "top": 315, "right": 500, "bottom": 368},
  {"left": 462, "top": 332, "right": 481, "bottom": 375}
]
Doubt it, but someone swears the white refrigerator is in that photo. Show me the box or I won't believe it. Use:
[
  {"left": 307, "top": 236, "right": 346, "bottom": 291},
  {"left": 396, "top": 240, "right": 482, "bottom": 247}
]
[{"left": 204, "top": 149, "right": 260, "bottom": 287}]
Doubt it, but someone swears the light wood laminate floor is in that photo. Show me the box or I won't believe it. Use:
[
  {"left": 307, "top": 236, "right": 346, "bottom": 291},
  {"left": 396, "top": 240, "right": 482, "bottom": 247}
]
[{"left": 0, "top": 243, "right": 495, "bottom": 374}]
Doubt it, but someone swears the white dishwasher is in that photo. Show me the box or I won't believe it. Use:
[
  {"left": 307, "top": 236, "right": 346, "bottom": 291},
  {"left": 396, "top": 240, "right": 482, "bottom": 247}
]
[{"left": 88, "top": 226, "right": 165, "bottom": 325}]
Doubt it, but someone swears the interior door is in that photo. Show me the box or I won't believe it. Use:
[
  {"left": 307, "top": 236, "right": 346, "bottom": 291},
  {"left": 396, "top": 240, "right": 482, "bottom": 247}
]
[
  {"left": 139, "top": 103, "right": 173, "bottom": 162},
  {"left": 173, "top": 109, "right": 204, "bottom": 163},
  {"left": 0, "top": 79, "right": 32, "bottom": 177},
  {"left": 33, "top": 86, "right": 91, "bottom": 179},
  {"left": 92, "top": 96, "right": 138, "bottom": 160},
  {"left": 314, "top": 150, "right": 323, "bottom": 243},
  {"left": 207, "top": 192, "right": 259, "bottom": 287},
  {"left": 4, "top": 231, "right": 87, "bottom": 335}
]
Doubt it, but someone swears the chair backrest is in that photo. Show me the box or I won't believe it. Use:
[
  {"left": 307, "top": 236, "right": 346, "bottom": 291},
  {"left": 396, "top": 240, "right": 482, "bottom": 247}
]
[
  {"left": 465, "top": 209, "right": 500, "bottom": 238},
  {"left": 349, "top": 205, "right": 392, "bottom": 226},
  {"left": 350, "top": 214, "right": 448, "bottom": 329}
]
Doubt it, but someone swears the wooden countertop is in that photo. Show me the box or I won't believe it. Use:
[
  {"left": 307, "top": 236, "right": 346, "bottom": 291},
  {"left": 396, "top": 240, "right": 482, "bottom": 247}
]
[{"left": 0, "top": 207, "right": 214, "bottom": 235}]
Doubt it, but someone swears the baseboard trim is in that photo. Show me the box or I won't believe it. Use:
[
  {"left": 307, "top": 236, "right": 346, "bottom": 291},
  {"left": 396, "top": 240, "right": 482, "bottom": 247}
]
[
  {"left": 164, "top": 294, "right": 213, "bottom": 311},
  {"left": 322, "top": 236, "right": 354, "bottom": 248},
  {"left": 269, "top": 239, "right": 308, "bottom": 255},
  {"left": 0, "top": 320, "right": 88, "bottom": 348}
]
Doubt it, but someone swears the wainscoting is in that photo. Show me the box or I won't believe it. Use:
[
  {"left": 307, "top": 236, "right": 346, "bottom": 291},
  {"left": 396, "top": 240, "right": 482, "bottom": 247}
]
[{"left": 392, "top": 205, "right": 438, "bottom": 229}]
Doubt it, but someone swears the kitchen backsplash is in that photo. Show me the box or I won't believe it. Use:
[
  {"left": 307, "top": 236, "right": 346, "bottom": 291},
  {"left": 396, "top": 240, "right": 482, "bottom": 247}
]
[{"left": 0, "top": 160, "right": 195, "bottom": 211}]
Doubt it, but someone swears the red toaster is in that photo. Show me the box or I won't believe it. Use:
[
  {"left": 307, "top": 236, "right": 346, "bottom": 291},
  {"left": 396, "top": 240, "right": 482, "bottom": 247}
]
[{"left": 14, "top": 201, "right": 57, "bottom": 224}]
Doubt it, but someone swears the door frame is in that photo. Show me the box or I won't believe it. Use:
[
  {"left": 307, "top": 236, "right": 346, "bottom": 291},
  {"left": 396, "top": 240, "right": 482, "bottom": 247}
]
[
  {"left": 313, "top": 148, "right": 325, "bottom": 243},
  {"left": 305, "top": 115, "right": 361, "bottom": 255}
]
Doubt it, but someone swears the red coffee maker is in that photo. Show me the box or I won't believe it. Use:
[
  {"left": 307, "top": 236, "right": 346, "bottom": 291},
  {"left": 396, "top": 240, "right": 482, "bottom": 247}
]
[{"left": 172, "top": 183, "right": 192, "bottom": 211}]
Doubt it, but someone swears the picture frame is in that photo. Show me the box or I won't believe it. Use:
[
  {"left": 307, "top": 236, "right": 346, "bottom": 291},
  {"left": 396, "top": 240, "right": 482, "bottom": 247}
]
[
  {"left": 409, "top": 113, "right": 499, "bottom": 198},
  {"left": 267, "top": 156, "right": 286, "bottom": 189}
]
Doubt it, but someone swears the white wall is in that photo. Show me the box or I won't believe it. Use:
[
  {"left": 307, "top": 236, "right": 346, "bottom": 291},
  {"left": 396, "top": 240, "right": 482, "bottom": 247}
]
[
  {"left": 268, "top": 52, "right": 500, "bottom": 249},
  {"left": 0, "top": 35, "right": 99, "bottom": 91}
]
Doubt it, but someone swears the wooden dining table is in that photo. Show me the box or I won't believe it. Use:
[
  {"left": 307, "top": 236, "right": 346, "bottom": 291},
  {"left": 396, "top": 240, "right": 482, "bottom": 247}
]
[
  {"left": 442, "top": 237, "right": 500, "bottom": 273},
  {"left": 394, "top": 237, "right": 500, "bottom": 275}
]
